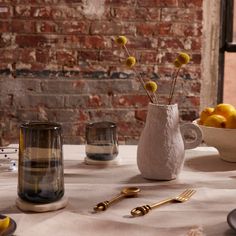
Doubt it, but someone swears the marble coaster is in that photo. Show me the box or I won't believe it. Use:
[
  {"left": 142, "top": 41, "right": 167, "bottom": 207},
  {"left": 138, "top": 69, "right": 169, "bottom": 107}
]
[
  {"left": 84, "top": 156, "right": 120, "bottom": 166},
  {"left": 16, "top": 196, "right": 68, "bottom": 213}
]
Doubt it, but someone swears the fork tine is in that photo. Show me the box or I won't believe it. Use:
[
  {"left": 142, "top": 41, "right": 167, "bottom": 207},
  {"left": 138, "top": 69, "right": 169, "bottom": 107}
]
[
  {"left": 185, "top": 189, "right": 196, "bottom": 198},
  {"left": 178, "top": 189, "right": 192, "bottom": 197},
  {"left": 179, "top": 189, "right": 196, "bottom": 199}
]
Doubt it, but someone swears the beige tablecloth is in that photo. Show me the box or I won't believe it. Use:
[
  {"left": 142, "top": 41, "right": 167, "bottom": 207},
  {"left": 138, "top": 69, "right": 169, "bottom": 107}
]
[{"left": 1, "top": 145, "right": 236, "bottom": 235}]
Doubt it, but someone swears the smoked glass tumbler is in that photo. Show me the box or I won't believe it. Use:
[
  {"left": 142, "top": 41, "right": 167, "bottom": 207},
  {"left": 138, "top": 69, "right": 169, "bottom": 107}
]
[
  {"left": 85, "top": 121, "right": 118, "bottom": 161},
  {"left": 18, "top": 122, "right": 64, "bottom": 203}
]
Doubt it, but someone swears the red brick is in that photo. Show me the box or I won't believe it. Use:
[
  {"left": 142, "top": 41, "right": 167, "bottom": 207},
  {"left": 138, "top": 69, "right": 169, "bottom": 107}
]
[
  {"left": 15, "top": 35, "right": 59, "bottom": 48},
  {"left": 50, "top": 6, "right": 83, "bottom": 19},
  {"left": 55, "top": 50, "right": 77, "bottom": 67},
  {"left": 17, "top": 48, "right": 36, "bottom": 63},
  {"left": 61, "top": 21, "right": 89, "bottom": 34},
  {"left": 32, "top": 6, "right": 51, "bottom": 18},
  {"left": 135, "top": 109, "right": 147, "bottom": 122},
  {"left": 78, "top": 51, "right": 100, "bottom": 61},
  {"left": 91, "top": 21, "right": 135, "bottom": 35},
  {"left": 111, "top": 7, "right": 161, "bottom": 21},
  {"left": 116, "top": 36, "right": 157, "bottom": 50},
  {"left": 137, "top": 0, "right": 177, "bottom": 7},
  {"left": 79, "top": 36, "right": 109, "bottom": 49},
  {"left": 158, "top": 38, "right": 201, "bottom": 51},
  {"left": 139, "top": 51, "right": 158, "bottom": 64},
  {"left": 0, "top": 32, "right": 14, "bottom": 48},
  {"left": 172, "top": 23, "right": 202, "bottom": 37},
  {"left": 0, "top": 6, "right": 12, "bottom": 18},
  {"left": 136, "top": 23, "right": 158, "bottom": 36},
  {"left": 105, "top": 0, "right": 136, "bottom": 5},
  {"left": 13, "top": 6, "right": 32, "bottom": 18},
  {"left": 35, "top": 49, "right": 50, "bottom": 63},
  {"left": 178, "top": 0, "right": 203, "bottom": 8},
  {"left": 0, "top": 21, "right": 10, "bottom": 32},
  {"left": 65, "top": 95, "right": 111, "bottom": 109},
  {"left": 161, "top": 8, "right": 202, "bottom": 22},
  {"left": 36, "top": 21, "right": 59, "bottom": 33},
  {"left": 0, "top": 49, "right": 14, "bottom": 62},
  {"left": 117, "top": 121, "right": 144, "bottom": 137},
  {"left": 112, "top": 94, "right": 149, "bottom": 108},
  {"left": 12, "top": 20, "right": 36, "bottom": 33}
]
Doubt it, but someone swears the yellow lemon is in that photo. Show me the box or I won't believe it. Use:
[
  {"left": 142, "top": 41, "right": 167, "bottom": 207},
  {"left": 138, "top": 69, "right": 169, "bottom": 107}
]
[
  {"left": 203, "top": 114, "right": 226, "bottom": 128},
  {"left": 213, "top": 103, "right": 235, "bottom": 119},
  {"left": 0, "top": 216, "right": 10, "bottom": 231},
  {"left": 199, "top": 107, "right": 214, "bottom": 124},
  {"left": 225, "top": 110, "right": 236, "bottom": 128}
]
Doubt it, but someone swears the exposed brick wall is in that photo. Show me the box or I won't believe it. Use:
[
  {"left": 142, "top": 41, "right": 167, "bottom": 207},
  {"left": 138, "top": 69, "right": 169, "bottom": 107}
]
[{"left": 0, "top": 0, "right": 202, "bottom": 145}]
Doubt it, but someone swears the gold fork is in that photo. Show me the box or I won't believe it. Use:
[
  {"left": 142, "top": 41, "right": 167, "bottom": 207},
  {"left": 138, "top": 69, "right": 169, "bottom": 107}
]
[{"left": 131, "top": 189, "right": 196, "bottom": 217}]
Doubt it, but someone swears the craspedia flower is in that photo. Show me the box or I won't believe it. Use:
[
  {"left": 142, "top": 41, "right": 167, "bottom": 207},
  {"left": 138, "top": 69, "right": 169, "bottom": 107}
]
[
  {"left": 176, "top": 52, "right": 190, "bottom": 64},
  {"left": 115, "top": 36, "right": 128, "bottom": 46},
  {"left": 126, "top": 56, "right": 136, "bottom": 67},
  {"left": 144, "top": 81, "right": 158, "bottom": 93},
  {"left": 174, "top": 59, "right": 182, "bottom": 68}
]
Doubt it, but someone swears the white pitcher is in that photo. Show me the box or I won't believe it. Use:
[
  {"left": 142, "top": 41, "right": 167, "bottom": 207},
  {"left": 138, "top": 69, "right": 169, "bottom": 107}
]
[{"left": 137, "top": 103, "right": 202, "bottom": 180}]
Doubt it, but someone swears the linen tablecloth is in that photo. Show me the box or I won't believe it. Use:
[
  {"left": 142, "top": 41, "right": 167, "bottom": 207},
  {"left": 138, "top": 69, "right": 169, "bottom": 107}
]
[{"left": 1, "top": 145, "right": 236, "bottom": 235}]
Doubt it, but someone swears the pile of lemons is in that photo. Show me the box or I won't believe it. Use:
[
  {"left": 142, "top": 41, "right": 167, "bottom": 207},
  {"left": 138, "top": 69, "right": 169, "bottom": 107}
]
[{"left": 199, "top": 103, "right": 236, "bottom": 128}]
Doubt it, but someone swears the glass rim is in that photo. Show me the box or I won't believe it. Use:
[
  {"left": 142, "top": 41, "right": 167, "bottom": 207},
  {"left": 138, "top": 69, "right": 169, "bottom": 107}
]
[{"left": 20, "top": 121, "right": 61, "bottom": 130}]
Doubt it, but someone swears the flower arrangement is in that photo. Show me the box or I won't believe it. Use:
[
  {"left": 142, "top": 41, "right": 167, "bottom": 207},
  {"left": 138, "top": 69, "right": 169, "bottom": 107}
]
[{"left": 115, "top": 36, "right": 190, "bottom": 105}]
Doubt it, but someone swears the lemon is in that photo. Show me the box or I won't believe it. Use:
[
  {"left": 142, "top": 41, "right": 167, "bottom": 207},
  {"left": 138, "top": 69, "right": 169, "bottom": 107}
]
[
  {"left": 203, "top": 114, "right": 226, "bottom": 128},
  {"left": 212, "top": 103, "right": 235, "bottom": 119},
  {"left": 0, "top": 216, "right": 10, "bottom": 231},
  {"left": 225, "top": 110, "right": 236, "bottom": 128},
  {"left": 199, "top": 107, "right": 214, "bottom": 124}
]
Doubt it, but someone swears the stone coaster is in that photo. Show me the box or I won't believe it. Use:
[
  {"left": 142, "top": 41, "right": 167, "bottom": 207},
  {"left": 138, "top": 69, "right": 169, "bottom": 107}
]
[
  {"left": 16, "top": 196, "right": 68, "bottom": 213},
  {"left": 84, "top": 156, "right": 121, "bottom": 166}
]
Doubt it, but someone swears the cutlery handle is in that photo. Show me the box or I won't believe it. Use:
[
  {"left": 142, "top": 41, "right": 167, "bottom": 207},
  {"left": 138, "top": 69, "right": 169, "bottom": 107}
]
[
  {"left": 131, "top": 198, "right": 174, "bottom": 217},
  {"left": 94, "top": 193, "right": 125, "bottom": 211},
  {"left": 149, "top": 197, "right": 173, "bottom": 209}
]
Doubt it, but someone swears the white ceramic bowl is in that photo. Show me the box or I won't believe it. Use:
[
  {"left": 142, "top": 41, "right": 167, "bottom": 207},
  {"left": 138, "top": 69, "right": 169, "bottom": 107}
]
[{"left": 194, "top": 119, "right": 236, "bottom": 162}]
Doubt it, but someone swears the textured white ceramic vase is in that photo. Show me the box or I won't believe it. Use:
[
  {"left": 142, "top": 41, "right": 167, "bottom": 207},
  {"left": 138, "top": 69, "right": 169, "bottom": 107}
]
[{"left": 137, "top": 103, "right": 202, "bottom": 180}]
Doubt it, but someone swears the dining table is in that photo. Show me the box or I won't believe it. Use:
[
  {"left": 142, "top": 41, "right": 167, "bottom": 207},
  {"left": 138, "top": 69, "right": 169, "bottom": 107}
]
[{"left": 1, "top": 144, "right": 236, "bottom": 236}]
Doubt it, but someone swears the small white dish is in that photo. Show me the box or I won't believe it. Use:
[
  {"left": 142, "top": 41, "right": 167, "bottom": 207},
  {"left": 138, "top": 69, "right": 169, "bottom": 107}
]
[
  {"left": 227, "top": 209, "right": 236, "bottom": 231},
  {"left": 0, "top": 214, "right": 17, "bottom": 236}
]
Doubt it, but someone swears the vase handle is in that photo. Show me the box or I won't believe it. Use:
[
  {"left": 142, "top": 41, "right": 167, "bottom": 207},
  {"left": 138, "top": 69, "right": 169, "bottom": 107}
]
[{"left": 180, "top": 123, "right": 202, "bottom": 150}]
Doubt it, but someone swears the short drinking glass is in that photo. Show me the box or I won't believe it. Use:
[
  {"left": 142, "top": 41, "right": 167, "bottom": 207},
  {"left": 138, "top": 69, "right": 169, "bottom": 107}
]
[{"left": 85, "top": 121, "right": 118, "bottom": 161}]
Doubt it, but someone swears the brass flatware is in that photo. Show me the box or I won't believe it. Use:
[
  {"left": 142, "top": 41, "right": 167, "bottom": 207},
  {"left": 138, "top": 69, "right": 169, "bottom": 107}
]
[
  {"left": 94, "top": 187, "right": 140, "bottom": 212},
  {"left": 131, "top": 189, "right": 196, "bottom": 217}
]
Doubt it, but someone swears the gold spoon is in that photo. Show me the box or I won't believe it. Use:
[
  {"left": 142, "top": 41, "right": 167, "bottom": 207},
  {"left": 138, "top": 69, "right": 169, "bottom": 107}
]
[{"left": 94, "top": 187, "right": 140, "bottom": 212}]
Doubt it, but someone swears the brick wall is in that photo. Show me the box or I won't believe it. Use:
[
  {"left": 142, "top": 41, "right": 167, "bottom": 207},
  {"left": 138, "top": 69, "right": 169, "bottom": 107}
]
[{"left": 0, "top": 0, "right": 202, "bottom": 145}]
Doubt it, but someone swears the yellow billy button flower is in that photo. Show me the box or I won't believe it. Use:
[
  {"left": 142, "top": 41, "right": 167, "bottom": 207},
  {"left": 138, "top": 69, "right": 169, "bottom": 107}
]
[
  {"left": 145, "top": 81, "right": 158, "bottom": 93},
  {"left": 174, "top": 59, "right": 182, "bottom": 68},
  {"left": 176, "top": 52, "right": 190, "bottom": 64},
  {"left": 115, "top": 36, "right": 127, "bottom": 46},
  {"left": 126, "top": 56, "right": 136, "bottom": 67}
]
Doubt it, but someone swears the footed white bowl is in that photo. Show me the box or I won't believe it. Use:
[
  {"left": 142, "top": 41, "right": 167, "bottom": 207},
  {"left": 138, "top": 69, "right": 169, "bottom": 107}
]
[{"left": 194, "top": 119, "right": 236, "bottom": 162}]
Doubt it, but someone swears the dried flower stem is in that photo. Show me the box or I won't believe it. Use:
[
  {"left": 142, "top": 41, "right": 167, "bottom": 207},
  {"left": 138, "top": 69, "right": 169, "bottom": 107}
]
[
  {"left": 123, "top": 45, "right": 155, "bottom": 103},
  {"left": 168, "top": 67, "right": 181, "bottom": 105}
]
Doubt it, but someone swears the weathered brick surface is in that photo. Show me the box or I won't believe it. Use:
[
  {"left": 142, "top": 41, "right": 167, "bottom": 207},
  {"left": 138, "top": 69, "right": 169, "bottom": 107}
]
[{"left": 0, "top": 0, "right": 203, "bottom": 145}]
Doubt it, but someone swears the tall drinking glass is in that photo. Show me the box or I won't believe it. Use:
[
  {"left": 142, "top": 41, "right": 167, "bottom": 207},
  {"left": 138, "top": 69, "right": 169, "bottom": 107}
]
[{"left": 18, "top": 122, "right": 64, "bottom": 203}]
